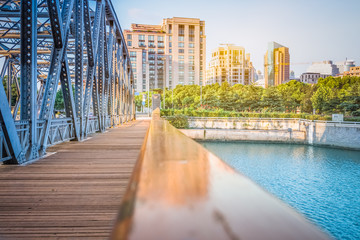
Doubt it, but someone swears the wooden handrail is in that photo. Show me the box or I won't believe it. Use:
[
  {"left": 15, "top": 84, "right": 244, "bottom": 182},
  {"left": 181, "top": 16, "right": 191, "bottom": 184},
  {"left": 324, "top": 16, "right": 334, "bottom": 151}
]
[{"left": 111, "top": 108, "right": 330, "bottom": 240}]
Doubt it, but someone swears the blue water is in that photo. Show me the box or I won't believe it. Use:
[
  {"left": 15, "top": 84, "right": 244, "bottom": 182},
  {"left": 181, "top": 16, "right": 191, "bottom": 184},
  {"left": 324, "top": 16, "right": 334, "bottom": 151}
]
[{"left": 200, "top": 142, "right": 360, "bottom": 240}]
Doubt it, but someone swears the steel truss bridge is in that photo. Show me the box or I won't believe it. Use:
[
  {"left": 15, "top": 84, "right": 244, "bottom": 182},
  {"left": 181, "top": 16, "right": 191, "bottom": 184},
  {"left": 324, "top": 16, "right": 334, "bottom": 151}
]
[{"left": 0, "top": 0, "right": 135, "bottom": 164}]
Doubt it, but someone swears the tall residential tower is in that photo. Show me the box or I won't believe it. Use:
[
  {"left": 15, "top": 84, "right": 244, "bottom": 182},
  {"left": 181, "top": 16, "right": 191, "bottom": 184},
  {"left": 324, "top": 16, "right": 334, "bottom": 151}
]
[
  {"left": 264, "top": 42, "right": 290, "bottom": 88},
  {"left": 124, "top": 17, "right": 206, "bottom": 92},
  {"left": 206, "top": 44, "right": 254, "bottom": 86}
]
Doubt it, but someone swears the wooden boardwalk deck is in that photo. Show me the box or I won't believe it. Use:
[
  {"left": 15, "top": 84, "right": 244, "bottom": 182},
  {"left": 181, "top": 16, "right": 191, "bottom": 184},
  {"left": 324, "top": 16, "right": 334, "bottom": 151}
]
[{"left": 0, "top": 119, "right": 150, "bottom": 240}]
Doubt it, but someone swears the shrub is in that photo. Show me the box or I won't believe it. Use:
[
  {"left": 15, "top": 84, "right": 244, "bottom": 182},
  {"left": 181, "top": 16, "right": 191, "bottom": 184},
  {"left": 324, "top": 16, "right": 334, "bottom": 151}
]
[
  {"left": 352, "top": 110, "right": 360, "bottom": 117},
  {"left": 160, "top": 109, "right": 358, "bottom": 122},
  {"left": 345, "top": 117, "right": 360, "bottom": 122},
  {"left": 166, "top": 115, "right": 189, "bottom": 128}
]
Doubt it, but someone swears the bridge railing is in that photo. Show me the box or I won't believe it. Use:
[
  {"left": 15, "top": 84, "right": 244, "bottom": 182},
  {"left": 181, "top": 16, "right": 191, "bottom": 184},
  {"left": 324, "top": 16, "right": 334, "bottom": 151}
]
[
  {"left": 47, "top": 118, "right": 75, "bottom": 147},
  {"left": 111, "top": 109, "right": 330, "bottom": 240},
  {"left": 0, "top": 127, "right": 12, "bottom": 162}
]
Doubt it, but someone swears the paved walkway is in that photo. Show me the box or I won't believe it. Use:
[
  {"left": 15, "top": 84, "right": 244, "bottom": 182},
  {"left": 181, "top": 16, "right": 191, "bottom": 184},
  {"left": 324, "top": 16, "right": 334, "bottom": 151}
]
[{"left": 0, "top": 120, "right": 150, "bottom": 239}]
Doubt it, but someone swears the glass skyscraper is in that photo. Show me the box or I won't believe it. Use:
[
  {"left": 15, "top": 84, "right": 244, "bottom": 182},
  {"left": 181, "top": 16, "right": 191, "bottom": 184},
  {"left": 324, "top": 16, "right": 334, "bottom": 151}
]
[{"left": 264, "top": 42, "right": 290, "bottom": 88}]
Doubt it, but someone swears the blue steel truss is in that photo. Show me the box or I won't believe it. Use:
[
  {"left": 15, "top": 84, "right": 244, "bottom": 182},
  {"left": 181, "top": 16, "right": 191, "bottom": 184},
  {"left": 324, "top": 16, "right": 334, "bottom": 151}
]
[{"left": 0, "top": 0, "right": 135, "bottom": 164}]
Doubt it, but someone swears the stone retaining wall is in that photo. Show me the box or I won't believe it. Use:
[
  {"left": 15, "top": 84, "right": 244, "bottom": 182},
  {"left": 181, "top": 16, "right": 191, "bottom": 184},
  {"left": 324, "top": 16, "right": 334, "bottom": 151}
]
[{"left": 180, "top": 118, "right": 360, "bottom": 150}]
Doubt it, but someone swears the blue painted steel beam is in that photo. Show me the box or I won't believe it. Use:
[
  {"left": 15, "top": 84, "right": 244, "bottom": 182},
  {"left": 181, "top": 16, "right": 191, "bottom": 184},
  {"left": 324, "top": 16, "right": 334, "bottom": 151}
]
[
  {"left": 74, "top": 0, "right": 84, "bottom": 139},
  {"left": 0, "top": 68, "right": 24, "bottom": 164},
  {"left": 83, "top": 0, "right": 103, "bottom": 137},
  {"left": 39, "top": 0, "right": 75, "bottom": 154},
  {"left": 20, "top": 0, "right": 38, "bottom": 160}
]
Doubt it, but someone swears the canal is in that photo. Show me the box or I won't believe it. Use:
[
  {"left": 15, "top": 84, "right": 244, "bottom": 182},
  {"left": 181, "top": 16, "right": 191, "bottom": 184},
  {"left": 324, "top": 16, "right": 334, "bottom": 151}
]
[{"left": 200, "top": 142, "right": 360, "bottom": 240}]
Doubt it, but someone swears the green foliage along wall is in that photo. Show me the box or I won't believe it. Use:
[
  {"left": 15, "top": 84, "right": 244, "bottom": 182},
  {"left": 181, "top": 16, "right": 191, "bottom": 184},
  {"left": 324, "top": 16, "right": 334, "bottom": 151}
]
[{"left": 155, "top": 76, "right": 359, "bottom": 116}]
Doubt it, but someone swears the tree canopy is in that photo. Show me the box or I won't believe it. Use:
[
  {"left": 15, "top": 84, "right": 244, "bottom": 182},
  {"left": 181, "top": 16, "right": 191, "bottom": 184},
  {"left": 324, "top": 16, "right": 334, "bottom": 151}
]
[{"left": 153, "top": 76, "right": 360, "bottom": 116}]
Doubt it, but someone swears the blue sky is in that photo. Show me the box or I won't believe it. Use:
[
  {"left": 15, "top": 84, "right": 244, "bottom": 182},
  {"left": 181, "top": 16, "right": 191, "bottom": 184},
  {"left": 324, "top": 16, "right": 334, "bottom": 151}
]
[{"left": 113, "top": 0, "right": 360, "bottom": 77}]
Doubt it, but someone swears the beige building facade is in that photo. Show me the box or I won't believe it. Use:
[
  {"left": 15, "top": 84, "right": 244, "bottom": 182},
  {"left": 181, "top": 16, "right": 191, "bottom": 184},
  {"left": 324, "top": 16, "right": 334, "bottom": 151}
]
[
  {"left": 206, "top": 44, "right": 255, "bottom": 86},
  {"left": 343, "top": 66, "right": 360, "bottom": 76},
  {"left": 124, "top": 17, "right": 206, "bottom": 92}
]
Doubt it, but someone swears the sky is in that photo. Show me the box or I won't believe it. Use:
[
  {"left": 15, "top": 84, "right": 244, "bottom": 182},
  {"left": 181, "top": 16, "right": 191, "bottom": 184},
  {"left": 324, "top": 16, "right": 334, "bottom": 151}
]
[{"left": 113, "top": 0, "right": 360, "bottom": 78}]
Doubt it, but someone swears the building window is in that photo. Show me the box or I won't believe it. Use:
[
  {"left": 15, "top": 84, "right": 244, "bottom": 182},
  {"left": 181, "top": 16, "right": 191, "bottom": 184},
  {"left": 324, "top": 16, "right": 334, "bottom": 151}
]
[
  {"left": 169, "top": 49, "right": 172, "bottom": 53},
  {"left": 158, "top": 36, "right": 164, "bottom": 41},
  {"left": 179, "top": 42, "right": 184, "bottom": 48},
  {"left": 200, "top": 26, "right": 204, "bottom": 35},
  {"left": 189, "top": 37, "right": 194, "bottom": 42},
  {"left": 127, "top": 34, "right": 132, "bottom": 40},
  {"left": 179, "top": 49, "right": 184, "bottom": 53},
  {"left": 148, "top": 35, "right": 154, "bottom": 41},
  {"left": 189, "top": 55, "right": 194, "bottom": 60},
  {"left": 179, "top": 55, "right": 184, "bottom": 59},
  {"left": 169, "top": 24, "right": 172, "bottom": 34},
  {"left": 169, "top": 42, "right": 172, "bottom": 48},
  {"left": 130, "top": 51, "right": 137, "bottom": 57},
  {"left": 179, "top": 25, "right": 184, "bottom": 35},
  {"left": 189, "top": 49, "right": 194, "bottom": 54},
  {"left": 189, "top": 25, "right": 195, "bottom": 36},
  {"left": 169, "top": 36, "right": 172, "bottom": 41},
  {"left": 128, "top": 41, "right": 132, "bottom": 46},
  {"left": 189, "top": 43, "right": 194, "bottom": 48},
  {"left": 178, "top": 36, "right": 184, "bottom": 42},
  {"left": 139, "top": 35, "right": 145, "bottom": 40}
]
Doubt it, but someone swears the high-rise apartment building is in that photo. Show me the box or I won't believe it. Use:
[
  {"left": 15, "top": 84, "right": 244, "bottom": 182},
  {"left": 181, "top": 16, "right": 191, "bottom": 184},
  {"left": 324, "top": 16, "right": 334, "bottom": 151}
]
[
  {"left": 206, "top": 44, "right": 254, "bottom": 86},
  {"left": 123, "top": 17, "right": 206, "bottom": 92},
  {"left": 264, "top": 42, "right": 290, "bottom": 88}
]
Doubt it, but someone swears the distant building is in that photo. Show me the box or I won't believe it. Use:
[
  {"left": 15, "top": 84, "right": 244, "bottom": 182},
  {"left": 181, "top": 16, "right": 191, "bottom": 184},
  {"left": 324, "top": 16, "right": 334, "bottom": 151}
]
[
  {"left": 335, "top": 60, "right": 356, "bottom": 74},
  {"left": 256, "top": 70, "right": 264, "bottom": 80},
  {"left": 290, "top": 70, "right": 296, "bottom": 79},
  {"left": 206, "top": 44, "right": 254, "bottom": 86},
  {"left": 254, "top": 78, "right": 265, "bottom": 88},
  {"left": 124, "top": 17, "right": 206, "bottom": 92},
  {"left": 344, "top": 66, "right": 360, "bottom": 77},
  {"left": 306, "top": 60, "right": 339, "bottom": 76},
  {"left": 264, "top": 41, "right": 290, "bottom": 88},
  {"left": 300, "top": 72, "right": 331, "bottom": 84}
]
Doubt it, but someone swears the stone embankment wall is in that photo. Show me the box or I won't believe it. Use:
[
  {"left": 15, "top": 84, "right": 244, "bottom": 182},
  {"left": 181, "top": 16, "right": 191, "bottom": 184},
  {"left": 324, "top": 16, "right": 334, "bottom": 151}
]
[{"left": 180, "top": 118, "right": 360, "bottom": 150}]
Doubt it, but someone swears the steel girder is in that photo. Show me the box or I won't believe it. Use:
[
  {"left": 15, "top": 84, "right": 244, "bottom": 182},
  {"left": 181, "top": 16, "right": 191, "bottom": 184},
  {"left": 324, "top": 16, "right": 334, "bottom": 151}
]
[{"left": 0, "top": 0, "right": 134, "bottom": 164}]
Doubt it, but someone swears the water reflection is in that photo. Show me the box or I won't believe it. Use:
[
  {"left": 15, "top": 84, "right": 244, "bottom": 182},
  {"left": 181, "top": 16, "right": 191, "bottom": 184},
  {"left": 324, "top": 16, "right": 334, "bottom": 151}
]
[{"left": 202, "top": 142, "right": 360, "bottom": 240}]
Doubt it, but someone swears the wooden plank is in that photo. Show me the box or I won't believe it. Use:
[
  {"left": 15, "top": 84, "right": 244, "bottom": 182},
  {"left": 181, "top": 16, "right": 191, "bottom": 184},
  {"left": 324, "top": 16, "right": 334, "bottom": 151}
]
[{"left": 0, "top": 120, "right": 149, "bottom": 240}]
